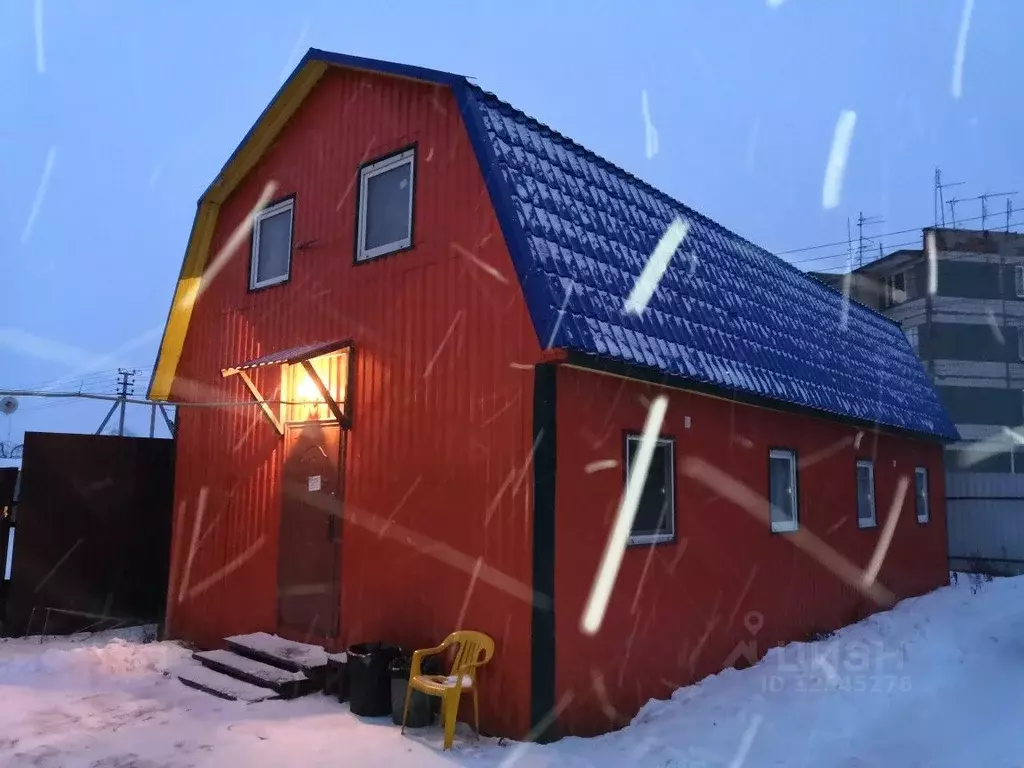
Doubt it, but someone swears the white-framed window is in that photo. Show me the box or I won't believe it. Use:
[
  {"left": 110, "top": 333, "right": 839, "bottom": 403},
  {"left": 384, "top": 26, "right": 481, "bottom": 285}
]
[
  {"left": 903, "top": 326, "right": 919, "bottom": 352},
  {"left": 249, "top": 198, "right": 294, "bottom": 290},
  {"left": 768, "top": 449, "right": 799, "bottom": 533},
  {"left": 356, "top": 148, "right": 415, "bottom": 262},
  {"left": 625, "top": 435, "right": 675, "bottom": 545},
  {"left": 1015, "top": 265, "right": 1024, "bottom": 298},
  {"left": 914, "top": 467, "right": 930, "bottom": 523},
  {"left": 883, "top": 272, "right": 907, "bottom": 307},
  {"left": 856, "top": 460, "right": 877, "bottom": 528}
]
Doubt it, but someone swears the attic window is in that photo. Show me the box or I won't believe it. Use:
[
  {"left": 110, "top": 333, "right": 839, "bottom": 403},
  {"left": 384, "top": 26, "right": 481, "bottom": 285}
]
[
  {"left": 356, "top": 148, "right": 415, "bottom": 262},
  {"left": 250, "top": 198, "right": 294, "bottom": 290}
]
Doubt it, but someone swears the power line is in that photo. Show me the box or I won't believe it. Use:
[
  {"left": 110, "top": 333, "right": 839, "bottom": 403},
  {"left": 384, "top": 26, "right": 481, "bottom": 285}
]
[
  {"left": 793, "top": 218, "right": 1024, "bottom": 274},
  {"left": 775, "top": 207, "right": 1019, "bottom": 258}
]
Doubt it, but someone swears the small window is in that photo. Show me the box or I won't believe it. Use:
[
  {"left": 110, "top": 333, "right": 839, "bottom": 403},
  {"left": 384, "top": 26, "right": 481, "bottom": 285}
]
[
  {"left": 883, "top": 272, "right": 907, "bottom": 307},
  {"left": 768, "top": 449, "right": 799, "bottom": 533},
  {"left": 903, "top": 326, "right": 919, "bottom": 352},
  {"left": 914, "top": 467, "right": 929, "bottom": 523},
  {"left": 1015, "top": 265, "right": 1024, "bottom": 298},
  {"left": 856, "top": 460, "right": 877, "bottom": 528},
  {"left": 625, "top": 435, "right": 675, "bottom": 545},
  {"left": 249, "top": 198, "right": 294, "bottom": 290},
  {"left": 356, "top": 148, "right": 415, "bottom": 262}
]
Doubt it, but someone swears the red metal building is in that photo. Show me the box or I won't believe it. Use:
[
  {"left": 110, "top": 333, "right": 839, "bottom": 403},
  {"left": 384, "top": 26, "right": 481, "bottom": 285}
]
[{"left": 149, "top": 50, "right": 958, "bottom": 739}]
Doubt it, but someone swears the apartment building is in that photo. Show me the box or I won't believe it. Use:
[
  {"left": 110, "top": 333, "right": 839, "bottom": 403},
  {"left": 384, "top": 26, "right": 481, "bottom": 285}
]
[
  {"left": 815, "top": 227, "right": 1024, "bottom": 470},
  {"left": 815, "top": 227, "right": 1024, "bottom": 572}
]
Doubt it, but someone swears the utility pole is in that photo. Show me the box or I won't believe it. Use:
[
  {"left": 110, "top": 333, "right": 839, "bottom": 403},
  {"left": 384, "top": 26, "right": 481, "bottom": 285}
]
[
  {"left": 1008, "top": 199, "right": 1014, "bottom": 233},
  {"left": 116, "top": 368, "right": 135, "bottom": 436},
  {"left": 948, "top": 197, "right": 959, "bottom": 228},
  {"left": 95, "top": 369, "right": 136, "bottom": 436}
]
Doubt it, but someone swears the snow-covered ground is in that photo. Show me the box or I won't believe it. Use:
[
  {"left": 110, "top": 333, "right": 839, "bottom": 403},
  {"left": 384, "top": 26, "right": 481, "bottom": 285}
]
[{"left": 1, "top": 574, "right": 1023, "bottom": 767}]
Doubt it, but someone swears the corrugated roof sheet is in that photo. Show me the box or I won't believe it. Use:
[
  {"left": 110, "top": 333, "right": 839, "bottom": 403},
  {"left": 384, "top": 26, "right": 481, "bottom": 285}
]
[
  {"left": 224, "top": 340, "right": 349, "bottom": 372},
  {"left": 467, "top": 87, "right": 958, "bottom": 440}
]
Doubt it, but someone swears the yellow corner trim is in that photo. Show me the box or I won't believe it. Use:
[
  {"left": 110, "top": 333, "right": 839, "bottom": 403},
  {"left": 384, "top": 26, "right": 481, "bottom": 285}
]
[{"left": 148, "top": 60, "right": 330, "bottom": 402}]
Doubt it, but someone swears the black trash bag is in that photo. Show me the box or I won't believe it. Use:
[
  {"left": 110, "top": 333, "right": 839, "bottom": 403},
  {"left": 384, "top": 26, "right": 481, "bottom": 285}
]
[
  {"left": 389, "top": 655, "right": 443, "bottom": 728},
  {"left": 347, "top": 642, "right": 403, "bottom": 717}
]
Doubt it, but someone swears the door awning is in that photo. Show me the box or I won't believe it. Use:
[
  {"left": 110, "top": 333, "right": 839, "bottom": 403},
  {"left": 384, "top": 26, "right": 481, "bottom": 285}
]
[
  {"left": 221, "top": 339, "right": 350, "bottom": 376},
  {"left": 221, "top": 339, "right": 353, "bottom": 435}
]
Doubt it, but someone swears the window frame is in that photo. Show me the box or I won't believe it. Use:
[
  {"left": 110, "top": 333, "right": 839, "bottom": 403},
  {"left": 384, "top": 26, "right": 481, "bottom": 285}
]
[
  {"left": 355, "top": 146, "right": 416, "bottom": 264},
  {"left": 768, "top": 448, "right": 800, "bottom": 533},
  {"left": 903, "top": 325, "right": 919, "bottom": 352},
  {"left": 883, "top": 271, "right": 907, "bottom": 308},
  {"left": 856, "top": 459, "right": 878, "bottom": 529},
  {"left": 914, "top": 467, "right": 930, "bottom": 524},
  {"left": 623, "top": 433, "right": 677, "bottom": 546},
  {"left": 248, "top": 196, "right": 295, "bottom": 291}
]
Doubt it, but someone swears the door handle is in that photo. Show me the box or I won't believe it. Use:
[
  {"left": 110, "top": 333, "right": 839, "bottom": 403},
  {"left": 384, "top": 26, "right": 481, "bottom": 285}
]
[{"left": 327, "top": 512, "right": 336, "bottom": 542}]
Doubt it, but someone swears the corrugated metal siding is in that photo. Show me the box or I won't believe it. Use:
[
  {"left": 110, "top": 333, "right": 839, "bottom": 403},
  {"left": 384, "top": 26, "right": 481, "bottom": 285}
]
[
  {"left": 554, "top": 365, "right": 949, "bottom": 736},
  {"left": 946, "top": 471, "right": 1024, "bottom": 571},
  {"left": 168, "top": 71, "right": 539, "bottom": 736}
]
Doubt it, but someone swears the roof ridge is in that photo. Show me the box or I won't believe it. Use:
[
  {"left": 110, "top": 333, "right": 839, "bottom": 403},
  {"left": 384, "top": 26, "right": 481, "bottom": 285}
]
[{"left": 466, "top": 84, "right": 906, "bottom": 333}]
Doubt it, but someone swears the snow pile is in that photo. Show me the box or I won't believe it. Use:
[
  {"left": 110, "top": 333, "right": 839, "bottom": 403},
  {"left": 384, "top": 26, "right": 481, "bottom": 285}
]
[{"left": 0, "top": 575, "right": 1023, "bottom": 766}]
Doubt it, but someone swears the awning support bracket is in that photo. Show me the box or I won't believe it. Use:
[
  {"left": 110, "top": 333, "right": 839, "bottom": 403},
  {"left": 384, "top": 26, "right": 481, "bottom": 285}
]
[
  {"left": 300, "top": 360, "right": 351, "bottom": 429},
  {"left": 224, "top": 368, "right": 284, "bottom": 436}
]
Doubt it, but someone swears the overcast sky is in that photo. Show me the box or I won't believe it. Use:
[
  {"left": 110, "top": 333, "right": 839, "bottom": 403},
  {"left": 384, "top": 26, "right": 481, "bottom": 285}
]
[{"left": 1, "top": 0, "right": 1020, "bottom": 456}]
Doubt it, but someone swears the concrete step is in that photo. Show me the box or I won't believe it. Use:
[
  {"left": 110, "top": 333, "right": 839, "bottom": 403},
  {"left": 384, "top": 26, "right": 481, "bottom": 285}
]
[
  {"left": 177, "top": 665, "right": 281, "bottom": 703},
  {"left": 226, "top": 632, "right": 348, "bottom": 693},
  {"left": 193, "top": 648, "right": 314, "bottom": 699}
]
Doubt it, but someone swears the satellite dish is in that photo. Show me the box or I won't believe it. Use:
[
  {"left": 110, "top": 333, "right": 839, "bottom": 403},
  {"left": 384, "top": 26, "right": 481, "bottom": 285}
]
[{"left": 0, "top": 396, "right": 18, "bottom": 415}]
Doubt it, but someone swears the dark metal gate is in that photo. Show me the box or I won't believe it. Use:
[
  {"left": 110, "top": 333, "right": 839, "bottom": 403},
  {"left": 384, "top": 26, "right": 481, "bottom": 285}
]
[{"left": 3, "top": 432, "right": 175, "bottom": 637}]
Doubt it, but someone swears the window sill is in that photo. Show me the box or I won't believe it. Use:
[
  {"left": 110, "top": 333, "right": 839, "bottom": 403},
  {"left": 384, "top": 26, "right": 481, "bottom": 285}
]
[
  {"left": 857, "top": 519, "right": 878, "bottom": 529},
  {"left": 627, "top": 532, "right": 675, "bottom": 547},
  {"left": 356, "top": 238, "right": 413, "bottom": 264},
  {"left": 250, "top": 274, "right": 290, "bottom": 292},
  {"left": 771, "top": 522, "right": 799, "bottom": 534},
  {"left": 916, "top": 516, "right": 930, "bottom": 524}
]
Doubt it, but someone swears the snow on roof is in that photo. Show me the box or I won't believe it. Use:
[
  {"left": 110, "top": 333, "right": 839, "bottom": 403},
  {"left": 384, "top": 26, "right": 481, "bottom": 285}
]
[{"left": 467, "top": 87, "right": 958, "bottom": 440}]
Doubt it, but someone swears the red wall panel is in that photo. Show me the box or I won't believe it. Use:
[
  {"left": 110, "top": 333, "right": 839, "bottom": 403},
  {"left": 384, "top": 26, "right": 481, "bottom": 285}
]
[
  {"left": 554, "top": 365, "right": 949, "bottom": 736},
  {"left": 168, "top": 70, "right": 541, "bottom": 735}
]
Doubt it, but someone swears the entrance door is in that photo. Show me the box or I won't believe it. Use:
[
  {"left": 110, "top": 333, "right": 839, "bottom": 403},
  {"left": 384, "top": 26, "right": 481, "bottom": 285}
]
[{"left": 278, "top": 422, "right": 342, "bottom": 639}]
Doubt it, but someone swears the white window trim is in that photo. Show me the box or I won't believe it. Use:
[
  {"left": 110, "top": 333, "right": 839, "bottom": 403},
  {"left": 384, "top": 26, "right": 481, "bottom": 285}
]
[
  {"left": 915, "top": 467, "right": 930, "bottom": 523},
  {"left": 1015, "top": 265, "right": 1024, "bottom": 298},
  {"left": 625, "top": 435, "right": 676, "bottom": 546},
  {"left": 356, "top": 148, "right": 415, "bottom": 263},
  {"left": 249, "top": 198, "right": 294, "bottom": 290},
  {"left": 856, "top": 460, "right": 877, "bottom": 528},
  {"left": 769, "top": 448, "right": 799, "bottom": 533}
]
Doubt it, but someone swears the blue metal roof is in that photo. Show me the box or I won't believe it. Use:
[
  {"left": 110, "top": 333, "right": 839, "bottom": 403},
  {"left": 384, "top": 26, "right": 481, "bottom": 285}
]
[
  {"left": 232, "top": 50, "right": 956, "bottom": 441},
  {"left": 457, "top": 86, "right": 958, "bottom": 441}
]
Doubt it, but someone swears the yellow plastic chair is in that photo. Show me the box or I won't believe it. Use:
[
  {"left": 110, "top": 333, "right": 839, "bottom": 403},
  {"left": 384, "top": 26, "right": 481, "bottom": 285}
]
[{"left": 401, "top": 630, "right": 495, "bottom": 750}]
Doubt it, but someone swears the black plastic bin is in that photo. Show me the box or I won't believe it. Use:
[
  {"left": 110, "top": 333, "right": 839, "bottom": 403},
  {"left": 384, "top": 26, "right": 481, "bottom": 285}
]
[
  {"left": 389, "top": 656, "right": 442, "bottom": 728},
  {"left": 348, "top": 642, "right": 403, "bottom": 717},
  {"left": 325, "top": 654, "right": 349, "bottom": 702}
]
